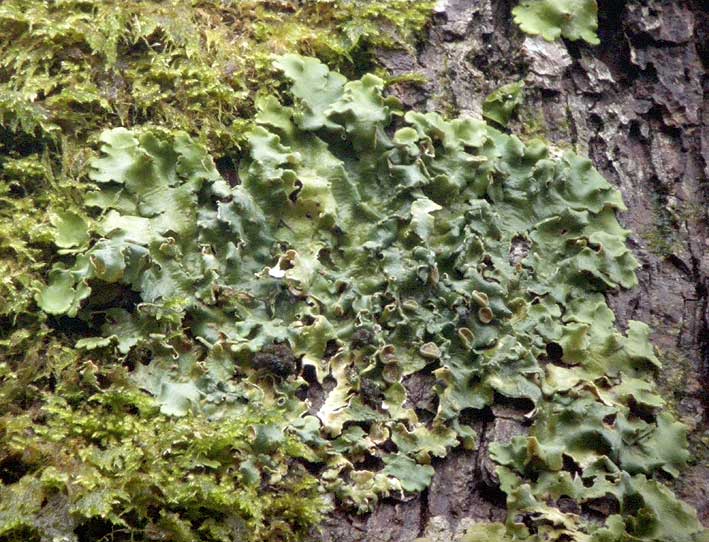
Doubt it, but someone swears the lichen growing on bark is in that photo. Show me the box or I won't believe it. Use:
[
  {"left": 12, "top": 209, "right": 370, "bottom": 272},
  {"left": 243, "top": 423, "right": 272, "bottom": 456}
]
[
  {"left": 1, "top": 2, "right": 707, "bottom": 541},
  {"left": 31, "top": 55, "right": 707, "bottom": 540},
  {"left": 512, "top": 0, "right": 600, "bottom": 44}
]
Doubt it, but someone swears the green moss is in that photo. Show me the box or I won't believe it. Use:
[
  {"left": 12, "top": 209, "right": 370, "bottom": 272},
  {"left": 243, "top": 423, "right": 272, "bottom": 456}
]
[
  {"left": 0, "top": 384, "right": 326, "bottom": 541},
  {"left": 0, "top": 0, "right": 433, "bottom": 150},
  {"left": 2, "top": 2, "right": 706, "bottom": 541},
  {"left": 0, "top": 327, "right": 325, "bottom": 541}
]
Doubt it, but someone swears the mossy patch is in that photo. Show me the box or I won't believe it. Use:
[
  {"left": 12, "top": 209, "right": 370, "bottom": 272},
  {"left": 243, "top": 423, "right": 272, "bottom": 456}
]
[{"left": 1, "top": 379, "right": 326, "bottom": 541}]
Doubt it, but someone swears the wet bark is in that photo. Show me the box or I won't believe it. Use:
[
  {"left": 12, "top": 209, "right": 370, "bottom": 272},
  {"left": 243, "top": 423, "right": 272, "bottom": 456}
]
[{"left": 316, "top": 1, "right": 708, "bottom": 539}]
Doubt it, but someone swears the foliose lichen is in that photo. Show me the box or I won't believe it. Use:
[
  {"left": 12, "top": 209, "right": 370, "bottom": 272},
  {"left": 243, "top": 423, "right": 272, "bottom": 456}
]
[
  {"left": 1, "top": 1, "right": 705, "bottom": 540},
  {"left": 512, "top": 0, "right": 600, "bottom": 45},
  {"left": 33, "top": 55, "right": 707, "bottom": 541}
]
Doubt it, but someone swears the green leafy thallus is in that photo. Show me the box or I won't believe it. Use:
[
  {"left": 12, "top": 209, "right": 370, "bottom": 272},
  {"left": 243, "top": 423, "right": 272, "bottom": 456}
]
[{"left": 38, "top": 55, "right": 705, "bottom": 540}]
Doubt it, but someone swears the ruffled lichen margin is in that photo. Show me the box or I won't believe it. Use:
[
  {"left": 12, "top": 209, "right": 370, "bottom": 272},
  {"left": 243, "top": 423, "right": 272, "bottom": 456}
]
[{"left": 1, "top": 2, "right": 706, "bottom": 542}]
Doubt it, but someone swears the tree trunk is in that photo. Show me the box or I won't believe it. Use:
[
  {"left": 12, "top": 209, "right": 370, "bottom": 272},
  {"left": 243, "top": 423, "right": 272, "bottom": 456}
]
[{"left": 318, "top": 1, "right": 708, "bottom": 539}]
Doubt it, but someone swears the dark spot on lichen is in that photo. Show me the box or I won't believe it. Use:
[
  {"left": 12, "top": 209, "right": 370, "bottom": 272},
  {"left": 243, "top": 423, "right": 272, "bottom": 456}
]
[
  {"left": 557, "top": 496, "right": 581, "bottom": 514},
  {"left": 253, "top": 343, "right": 297, "bottom": 378},
  {"left": 350, "top": 328, "right": 375, "bottom": 349},
  {"left": 323, "top": 339, "right": 340, "bottom": 360},
  {"left": 360, "top": 378, "right": 384, "bottom": 408},
  {"left": 545, "top": 342, "right": 563, "bottom": 362}
]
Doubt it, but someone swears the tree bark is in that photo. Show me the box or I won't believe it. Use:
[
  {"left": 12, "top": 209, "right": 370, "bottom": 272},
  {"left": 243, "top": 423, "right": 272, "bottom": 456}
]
[{"left": 317, "top": 1, "right": 708, "bottom": 539}]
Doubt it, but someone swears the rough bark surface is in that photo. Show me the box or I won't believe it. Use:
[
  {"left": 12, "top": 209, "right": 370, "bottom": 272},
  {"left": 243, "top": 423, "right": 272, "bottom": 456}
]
[{"left": 317, "top": 1, "right": 708, "bottom": 539}]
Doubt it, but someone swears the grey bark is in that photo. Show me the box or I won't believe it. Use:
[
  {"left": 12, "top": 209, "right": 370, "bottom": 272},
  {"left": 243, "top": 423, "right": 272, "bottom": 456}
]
[{"left": 316, "top": 1, "right": 708, "bottom": 539}]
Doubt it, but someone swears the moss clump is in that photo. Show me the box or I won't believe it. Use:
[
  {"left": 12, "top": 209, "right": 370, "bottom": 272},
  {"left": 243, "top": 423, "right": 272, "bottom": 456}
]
[
  {"left": 3, "top": 1, "right": 705, "bottom": 541},
  {"left": 1, "top": 384, "right": 325, "bottom": 541},
  {"left": 0, "top": 0, "right": 434, "bottom": 151}
]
